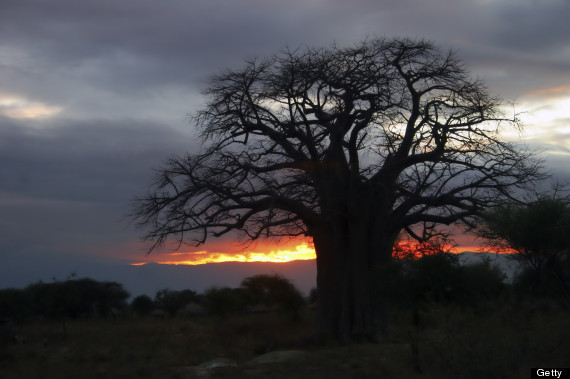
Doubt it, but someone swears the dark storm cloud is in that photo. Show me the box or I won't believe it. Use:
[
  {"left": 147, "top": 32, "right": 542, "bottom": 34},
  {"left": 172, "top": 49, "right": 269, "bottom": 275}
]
[
  {"left": 0, "top": 116, "right": 195, "bottom": 203},
  {"left": 488, "top": 1, "right": 570, "bottom": 52},
  {"left": 0, "top": 114, "right": 196, "bottom": 261},
  {"left": 1, "top": 0, "right": 348, "bottom": 92},
  {"left": 2, "top": 0, "right": 569, "bottom": 100}
]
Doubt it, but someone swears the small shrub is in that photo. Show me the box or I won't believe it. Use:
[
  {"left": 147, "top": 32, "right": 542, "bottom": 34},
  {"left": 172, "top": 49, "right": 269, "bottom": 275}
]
[
  {"left": 241, "top": 274, "right": 305, "bottom": 321},
  {"left": 202, "top": 287, "right": 248, "bottom": 318},
  {"left": 153, "top": 288, "right": 198, "bottom": 316},
  {"left": 131, "top": 295, "right": 155, "bottom": 316}
]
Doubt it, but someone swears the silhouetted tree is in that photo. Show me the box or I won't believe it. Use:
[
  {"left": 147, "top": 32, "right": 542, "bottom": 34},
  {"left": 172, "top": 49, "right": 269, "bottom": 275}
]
[
  {"left": 241, "top": 274, "right": 305, "bottom": 320},
  {"left": 133, "top": 38, "right": 543, "bottom": 342},
  {"left": 373, "top": 252, "right": 506, "bottom": 310},
  {"left": 25, "top": 278, "right": 129, "bottom": 319},
  {"left": 202, "top": 287, "right": 248, "bottom": 318},
  {"left": 477, "top": 197, "right": 570, "bottom": 298},
  {"left": 131, "top": 295, "right": 155, "bottom": 316}
]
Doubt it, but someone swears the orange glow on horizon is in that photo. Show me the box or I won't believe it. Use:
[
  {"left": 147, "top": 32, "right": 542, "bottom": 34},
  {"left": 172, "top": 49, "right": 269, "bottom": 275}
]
[
  {"left": 392, "top": 239, "right": 509, "bottom": 260},
  {"left": 130, "top": 242, "right": 316, "bottom": 266},
  {"left": 129, "top": 240, "right": 509, "bottom": 266}
]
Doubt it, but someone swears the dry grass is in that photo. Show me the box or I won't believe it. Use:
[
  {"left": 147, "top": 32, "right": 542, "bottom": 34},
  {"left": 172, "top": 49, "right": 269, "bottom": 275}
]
[
  {"left": 415, "top": 303, "right": 570, "bottom": 379},
  {"left": 1, "top": 304, "right": 568, "bottom": 378},
  {"left": 0, "top": 312, "right": 315, "bottom": 378}
]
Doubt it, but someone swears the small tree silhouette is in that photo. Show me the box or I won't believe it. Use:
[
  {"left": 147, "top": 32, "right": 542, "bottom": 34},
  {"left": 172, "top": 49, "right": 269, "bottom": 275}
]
[
  {"left": 202, "top": 287, "right": 247, "bottom": 318},
  {"left": 477, "top": 197, "right": 570, "bottom": 299},
  {"left": 131, "top": 295, "right": 155, "bottom": 316},
  {"left": 241, "top": 274, "right": 305, "bottom": 321}
]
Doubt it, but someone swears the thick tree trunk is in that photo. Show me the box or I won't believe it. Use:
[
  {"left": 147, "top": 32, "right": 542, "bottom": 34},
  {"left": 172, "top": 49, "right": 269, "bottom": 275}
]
[
  {"left": 339, "top": 238, "right": 375, "bottom": 342},
  {"left": 313, "top": 215, "right": 380, "bottom": 343},
  {"left": 311, "top": 168, "right": 395, "bottom": 343},
  {"left": 313, "top": 224, "right": 345, "bottom": 341}
]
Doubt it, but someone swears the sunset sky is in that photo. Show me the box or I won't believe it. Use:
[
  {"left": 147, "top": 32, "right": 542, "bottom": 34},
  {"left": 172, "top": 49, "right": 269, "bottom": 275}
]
[{"left": 1, "top": 0, "right": 569, "bottom": 295}]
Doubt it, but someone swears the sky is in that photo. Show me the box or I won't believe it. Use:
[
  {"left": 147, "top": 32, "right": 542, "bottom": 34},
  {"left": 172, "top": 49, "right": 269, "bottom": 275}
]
[{"left": 1, "top": 0, "right": 569, "bottom": 296}]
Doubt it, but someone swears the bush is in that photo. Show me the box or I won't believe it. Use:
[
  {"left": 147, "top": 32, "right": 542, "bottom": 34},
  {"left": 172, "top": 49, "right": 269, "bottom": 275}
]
[
  {"left": 0, "top": 288, "right": 32, "bottom": 320},
  {"left": 4, "top": 278, "right": 131, "bottom": 320},
  {"left": 202, "top": 287, "right": 248, "bottom": 318},
  {"left": 512, "top": 256, "right": 570, "bottom": 303},
  {"left": 153, "top": 289, "right": 198, "bottom": 316},
  {"left": 459, "top": 260, "right": 506, "bottom": 304},
  {"left": 131, "top": 295, "right": 155, "bottom": 316},
  {"left": 241, "top": 274, "right": 305, "bottom": 321},
  {"left": 373, "top": 253, "right": 507, "bottom": 310},
  {"left": 407, "top": 253, "right": 462, "bottom": 304}
]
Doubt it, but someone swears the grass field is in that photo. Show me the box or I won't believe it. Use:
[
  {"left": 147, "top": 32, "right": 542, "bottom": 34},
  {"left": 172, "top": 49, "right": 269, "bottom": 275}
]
[{"left": 1, "top": 302, "right": 568, "bottom": 378}]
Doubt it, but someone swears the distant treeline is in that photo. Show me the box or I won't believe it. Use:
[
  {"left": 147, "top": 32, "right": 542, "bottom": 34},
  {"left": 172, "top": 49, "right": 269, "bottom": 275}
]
[
  {"left": 0, "top": 277, "right": 129, "bottom": 321},
  {"left": 1, "top": 252, "right": 569, "bottom": 323},
  {"left": 0, "top": 274, "right": 305, "bottom": 322}
]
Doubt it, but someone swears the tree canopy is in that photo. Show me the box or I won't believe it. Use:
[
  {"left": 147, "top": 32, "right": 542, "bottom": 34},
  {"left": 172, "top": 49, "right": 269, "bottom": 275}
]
[
  {"left": 241, "top": 274, "right": 305, "bottom": 320},
  {"left": 476, "top": 197, "right": 570, "bottom": 297},
  {"left": 133, "top": 37, "right": 543, "bottom": 341},
  {"left": 0, "top": 278, "right": 129, "bottom": 320},
  {"left": 477, "top": 198, "right": 570, "bottom": 265}
]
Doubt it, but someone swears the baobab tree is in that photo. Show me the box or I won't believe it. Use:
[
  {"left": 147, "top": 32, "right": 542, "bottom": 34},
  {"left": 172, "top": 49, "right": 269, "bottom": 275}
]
[{"left": 133, "top": 38, "right": 543, "bottom": 342}]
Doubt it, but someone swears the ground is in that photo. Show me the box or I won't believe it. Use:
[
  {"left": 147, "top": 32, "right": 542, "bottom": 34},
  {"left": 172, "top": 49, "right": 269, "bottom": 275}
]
[{"left": 1, "top": 303, "right": 568, "bottom": 378}]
